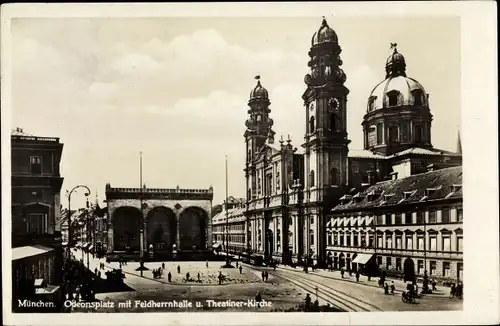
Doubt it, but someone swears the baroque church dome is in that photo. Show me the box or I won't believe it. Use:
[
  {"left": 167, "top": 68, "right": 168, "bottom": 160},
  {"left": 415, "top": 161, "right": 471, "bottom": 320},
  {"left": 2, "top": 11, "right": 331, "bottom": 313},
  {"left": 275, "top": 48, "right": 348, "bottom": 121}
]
[
  {"left": 367, "top": 44, "right": 428, "bottom": 112},
  {"left": 311, "top": 18, "right": 338, "bottom": 46}
]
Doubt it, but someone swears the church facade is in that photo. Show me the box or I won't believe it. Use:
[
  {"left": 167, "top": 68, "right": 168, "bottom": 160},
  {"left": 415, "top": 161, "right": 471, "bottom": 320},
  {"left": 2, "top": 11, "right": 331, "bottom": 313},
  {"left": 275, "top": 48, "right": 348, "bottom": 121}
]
[{"left": 212, "top": 18, "right": 462, "bottom": 273}]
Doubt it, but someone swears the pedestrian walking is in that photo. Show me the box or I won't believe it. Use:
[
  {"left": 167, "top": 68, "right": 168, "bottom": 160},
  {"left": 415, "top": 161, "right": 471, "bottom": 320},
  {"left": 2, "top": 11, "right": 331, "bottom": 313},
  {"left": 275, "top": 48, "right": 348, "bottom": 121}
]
[
  {"left": 206, "top": 261, "right": 209, "bottom": 268},
  {"left": 384, "top": 283, "right": 389, "bottom": 295},
  {"left": 265, "top": 270, "right": 269, "bottom": 281},
  {"left": 341, "top": 269, "right": 345, "bottom": 278},
  {"left": 236, "top": 261, "right": 239, "bottom": 268},
  {"left": 168, "top": 271, "right": 172, "bottom": 282},
  {"left": 239, "top": 265, "right": 242, "bottom": 274},
  {"left": 304, "top": 293, "right": 311, "bottom": 311},
  {"left": 390, "top": 281, "right": 395, "bottom": 294},
  {"left": 456, "top": 283, "right": 463, "bottom": 299},
  {"left": 177, "top": 265, "right": 181, "bottom": 274},
  {"left": 218, "top": 271, "right": 223, "bottom": 285},
  {"left": 162, "top": 262, "right": 165, "bottom": 270},
  {"left": 449, "top": 283, "right": 456, "bottom": 299},
  {"left": 261, "top": 271, "right": 265, "bottom": 282},
  {"left": 255, "top": 291, "right": 262, "bottom": 307},
  {"left": 355, "top": 271, "right": 360, "bottom": 282},
  {"left": 197, "top": 272, "right": 201, "bottom": 282},
  {"left": 432, "top": 279, "right": 437, "bottom": 291}
]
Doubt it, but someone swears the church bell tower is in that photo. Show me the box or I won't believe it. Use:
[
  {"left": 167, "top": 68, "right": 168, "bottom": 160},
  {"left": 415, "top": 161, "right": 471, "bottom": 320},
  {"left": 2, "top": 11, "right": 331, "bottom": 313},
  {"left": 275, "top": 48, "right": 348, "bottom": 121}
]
[
  {"left": 244, "top": 76, "right": 276, "bottom": 203},
  {"left": 302, "top": 18, "right": 350, "bottom": 265}
]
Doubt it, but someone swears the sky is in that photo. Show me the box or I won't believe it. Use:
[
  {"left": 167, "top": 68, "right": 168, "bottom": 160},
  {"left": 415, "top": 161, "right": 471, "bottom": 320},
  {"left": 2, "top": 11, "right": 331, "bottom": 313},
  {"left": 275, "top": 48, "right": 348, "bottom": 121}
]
[{"left": 10, "top": 16, "right": 461, "bottom": 208}]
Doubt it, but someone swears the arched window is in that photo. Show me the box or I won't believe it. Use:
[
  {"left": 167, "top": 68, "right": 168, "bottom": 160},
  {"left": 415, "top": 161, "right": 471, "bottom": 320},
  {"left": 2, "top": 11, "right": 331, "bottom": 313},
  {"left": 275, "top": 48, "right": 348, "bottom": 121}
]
[
  {"left": 387, "top": 91, "right": 399, "bottom": 107},
  {"left": 309, "top": 116, "right": 315, "bottom": 133},
  {"left": 309, "top": 170, "right": 315, "bottom": 187},
  {"left": 412, "top": 90, "right": 424, "bottom": 106},
  {"left": 330, "top": 168, "right": 339, "bottom": 185}
]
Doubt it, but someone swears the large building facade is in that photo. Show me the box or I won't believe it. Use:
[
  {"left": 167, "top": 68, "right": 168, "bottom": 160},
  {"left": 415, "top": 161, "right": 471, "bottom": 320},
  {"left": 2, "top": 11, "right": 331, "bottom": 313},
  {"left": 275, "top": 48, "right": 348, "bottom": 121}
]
[
  {"left": 212, "top": 19, "right": 462, "bottom": 280},
  {"left": 11, "top": 128, "right": 65, "bottom": 311},
  {"left": 105, "top": 184, "right": 213, "bottom": 260}
]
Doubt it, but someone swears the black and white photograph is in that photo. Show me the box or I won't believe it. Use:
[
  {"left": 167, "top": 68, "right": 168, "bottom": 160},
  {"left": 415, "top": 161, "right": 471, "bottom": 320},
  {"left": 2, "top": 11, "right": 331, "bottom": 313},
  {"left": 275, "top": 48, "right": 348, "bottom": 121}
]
[{"left": 1, "top": 2, "right": 498, "bottom": 326}]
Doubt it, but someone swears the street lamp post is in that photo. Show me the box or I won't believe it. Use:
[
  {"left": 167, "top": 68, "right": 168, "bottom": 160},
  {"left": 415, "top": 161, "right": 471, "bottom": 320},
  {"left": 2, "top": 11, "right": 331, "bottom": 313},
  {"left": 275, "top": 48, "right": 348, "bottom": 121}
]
[
  {"left": 86, "top": 198, "right": 91, "bottom": 271},
  {"left": 66, "top": 185, "right": 91, "bottom": 260}
]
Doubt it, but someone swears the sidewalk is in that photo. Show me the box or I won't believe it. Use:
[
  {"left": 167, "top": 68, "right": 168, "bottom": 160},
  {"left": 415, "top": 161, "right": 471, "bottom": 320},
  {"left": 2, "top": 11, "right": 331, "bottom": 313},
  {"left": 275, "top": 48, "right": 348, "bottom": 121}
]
[{"left": 274, "top": 265, "right": 450, "bottom": 298}]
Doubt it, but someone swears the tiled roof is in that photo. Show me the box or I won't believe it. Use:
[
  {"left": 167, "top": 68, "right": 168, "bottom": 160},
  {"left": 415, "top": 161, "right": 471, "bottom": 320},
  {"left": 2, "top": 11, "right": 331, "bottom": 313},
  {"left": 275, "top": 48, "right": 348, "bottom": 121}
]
[
  {"left": 348, "top": 149, "right": 387, "bottom": 159},
  {"left": 347, "top": 147, "right": 461, "bottom": 160},
  {"left": 389, "top": 147, "right": 461, "bottom": 157},
  {"left": 332, "top": 166, "right": 462, "bottom": 212},
  {"left": 226, "top": 196, "right": 244, "bottom": 204},
  {"left": 212, "top": 206, "right": 246, "bottom": 224}
]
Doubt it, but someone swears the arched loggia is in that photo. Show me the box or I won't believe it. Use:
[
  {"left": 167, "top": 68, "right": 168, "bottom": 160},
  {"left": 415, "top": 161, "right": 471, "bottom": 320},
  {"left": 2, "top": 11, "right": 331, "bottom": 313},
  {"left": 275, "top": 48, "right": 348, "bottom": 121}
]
[
  {"left": 146, "top": 206, "right": 177, "bottom": 252},
  {"left": 179, "top": 207, "right": 208, "bottom": 251},
  {"left": 112, "top": 206, "right": 142, "bottom": 252}
]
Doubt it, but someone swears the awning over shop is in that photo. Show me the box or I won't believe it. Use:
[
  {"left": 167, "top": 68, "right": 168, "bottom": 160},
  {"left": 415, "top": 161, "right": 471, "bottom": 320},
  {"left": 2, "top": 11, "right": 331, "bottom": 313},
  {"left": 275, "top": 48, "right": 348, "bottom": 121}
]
[
  {"left": 212, "top": 242, "right": 223, "bottom": 248},
  {"left": 88, "top": 245, "right": 94, "bottom": 251},
  {"left": 352, "top": 253, "right": 374, "bottom": 265},
  {"left": 82, "top": 243, "right": 90, "bottom": 248},
  {"left": 36, "top": 285, "right": 60, "bottom": 295},
  {"left": 62, "top": 242, "right": 68, "bottom": 246},
  {"left": 12, "top": 245, "right": 54, "bottom": 261}
]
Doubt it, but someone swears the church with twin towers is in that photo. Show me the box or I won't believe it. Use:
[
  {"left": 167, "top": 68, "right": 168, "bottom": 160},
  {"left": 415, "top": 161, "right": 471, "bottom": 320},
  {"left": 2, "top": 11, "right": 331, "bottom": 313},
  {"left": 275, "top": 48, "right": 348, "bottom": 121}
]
[{"left": 212, "top": 18, "right": 462, "bottom": 277}]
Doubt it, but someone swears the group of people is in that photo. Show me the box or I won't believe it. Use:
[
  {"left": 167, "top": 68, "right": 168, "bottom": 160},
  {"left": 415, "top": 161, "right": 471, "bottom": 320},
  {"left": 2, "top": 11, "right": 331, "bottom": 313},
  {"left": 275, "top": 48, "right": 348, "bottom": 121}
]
[
  {"left": 261, "top": 270, "right": 270, "bottom": 282},
  {"left": 450, "top": 282, "right": 463, "bottom": 299}
]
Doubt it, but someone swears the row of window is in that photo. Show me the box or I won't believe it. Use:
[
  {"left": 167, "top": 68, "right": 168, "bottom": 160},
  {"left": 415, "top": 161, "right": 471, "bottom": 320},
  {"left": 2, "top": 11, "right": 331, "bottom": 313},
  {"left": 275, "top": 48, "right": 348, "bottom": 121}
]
[
  {"left": 328, "top": 232, "right": 463, "bottom": 252},
  {"left": 375, "top": 257, "right": 463, "bottom": 279},
  {"left": 373, "top": 122, "right": 426, "bottom": 145},
  {"left": 213, "top": 224, "right": 245, "bottom": 233},
  {"left": 214, "top": 235, "right": 245, "bottom": 243},
  {"left": 376, "top": 208, "right": 463, "bottom": 225},
  {"left": 26, "top": 213, "right": 50, "bottom": 235},
  {"left": 308, "top": 114, "right": 341, "bottom": 134},
  {"left": 368, "top": 89, "right": 425, "bottom": 112},
  {"left": 14, "top": 255, "right": 56, "bottom": 285},
  {"left": 308, "top": 168, "right": 340, "bottom": 188},
  {"left": 331, "top": 208, "right": 463, "bottom": 228}
]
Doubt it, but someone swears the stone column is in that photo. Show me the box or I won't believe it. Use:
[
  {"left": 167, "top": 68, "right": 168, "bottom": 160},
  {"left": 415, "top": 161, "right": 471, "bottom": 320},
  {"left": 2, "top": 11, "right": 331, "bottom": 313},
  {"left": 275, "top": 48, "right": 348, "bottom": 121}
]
[
  {"left": 244, "top": 220, "right": 248, "bottom": 250},
  {"left": 176, "top": 212, "right": 181, "bottom": 249},
  {"left": 107, "top": 223, "right": 114, "bottom": 253},
  {"left": 260, "top": 216, "right": 266, "bottom": 252},
  {"left": 206, "top": 211, "right": 213, "bottom": 250}
]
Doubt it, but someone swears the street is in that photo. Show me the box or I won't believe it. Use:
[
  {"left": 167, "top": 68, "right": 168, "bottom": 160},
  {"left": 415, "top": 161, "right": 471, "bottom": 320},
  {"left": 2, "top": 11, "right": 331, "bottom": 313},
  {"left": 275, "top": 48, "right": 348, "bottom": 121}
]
[{"left": 69, "top": 249, "right": 462, "bottom": 313}]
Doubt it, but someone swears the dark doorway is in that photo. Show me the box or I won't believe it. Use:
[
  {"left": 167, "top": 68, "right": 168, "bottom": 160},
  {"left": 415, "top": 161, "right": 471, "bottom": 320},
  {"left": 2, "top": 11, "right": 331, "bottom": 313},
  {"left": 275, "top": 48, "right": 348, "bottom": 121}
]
[{"left": 403, "top": 257, "right": 416, "bottom": 282}]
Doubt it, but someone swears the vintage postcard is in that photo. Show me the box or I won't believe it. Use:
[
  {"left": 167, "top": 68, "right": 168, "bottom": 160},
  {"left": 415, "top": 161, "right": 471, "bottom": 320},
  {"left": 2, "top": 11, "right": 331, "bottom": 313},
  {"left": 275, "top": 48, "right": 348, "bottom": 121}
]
[{"left": 1, "top": 2, "right": 498, "bottom": 325}]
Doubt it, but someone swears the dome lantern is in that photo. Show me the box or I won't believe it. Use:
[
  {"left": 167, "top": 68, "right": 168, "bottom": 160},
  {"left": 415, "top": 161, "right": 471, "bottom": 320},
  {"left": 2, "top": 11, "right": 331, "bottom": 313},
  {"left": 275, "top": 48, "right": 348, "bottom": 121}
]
[
  {"left": 385, "top": 43, "right": 407, "bottom": 78},
  {"left": 249, "top": 75, "right": 269, "bottom": 100},
  {"left": 311, "top": 17, "right": 338, "bottom": 46}
]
